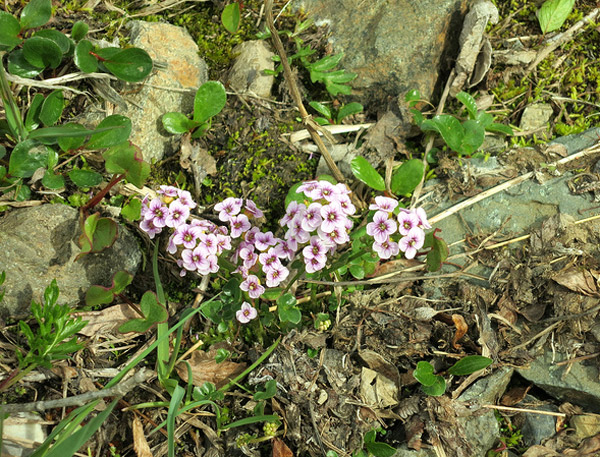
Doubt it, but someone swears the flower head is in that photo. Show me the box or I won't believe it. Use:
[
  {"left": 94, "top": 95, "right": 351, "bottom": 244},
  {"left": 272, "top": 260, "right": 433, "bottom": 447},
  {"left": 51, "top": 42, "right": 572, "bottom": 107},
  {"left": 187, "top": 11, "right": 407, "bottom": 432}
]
[
  {"left": 397, "top": 210, "right": 420, "bottom": 236},
  {"left": 236, "top": 302, "right": 258, "bottom": 324},
  {"left": 165, "top": 200, "right": 190, "bottom": 228},
  {"left": 369, "top": 196, "right": 398, "bottom": 214},
  {"left": 366, "top": 211, "right": 397, "bottom": 243},
  {"left": 373, "top": 239, "right": 400, "bottom": 259},
  {"left": 240, "top": 275, "right": 265, "bottom": 299},
  {"left": 399, "top": 227, "right": 425, "bottom": 259},
  {"left": 229, "top": 214, "right": 251, "bottom": 238},
  {"left": 214, "top": 197, "right": 243, "bottom": 222}
]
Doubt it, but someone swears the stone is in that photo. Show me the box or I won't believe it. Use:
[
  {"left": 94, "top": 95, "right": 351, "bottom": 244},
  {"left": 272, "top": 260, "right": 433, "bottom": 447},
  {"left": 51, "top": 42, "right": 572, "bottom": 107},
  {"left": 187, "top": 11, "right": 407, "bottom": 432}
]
[
  {"left": 516, "top": 350, "right": 600, "bottom": 413},
  {"left": 0, "top": 205, "right": 142, "bottom": 319},
  {"left": 292, "top": 0, "right": 468, "bottom": 105},
  {"left": 84, "top": 21, "right": 208, "bottom": 164},
  {"left": 519, "top": 103, "right": 554, "bottom": 133},
  {"left": 518, "top": 396, "right": 558, "bottom": 447},
  {"left": 228, "top": 40, "right": 275, "bottom": 98}
]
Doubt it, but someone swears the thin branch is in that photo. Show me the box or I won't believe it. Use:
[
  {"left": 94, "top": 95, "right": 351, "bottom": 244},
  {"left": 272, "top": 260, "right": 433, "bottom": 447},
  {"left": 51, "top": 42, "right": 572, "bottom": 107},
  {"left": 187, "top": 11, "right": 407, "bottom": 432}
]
[
  {"left": 482, "top": 404, "right": 566, "bottom": 418},
  {"left": 0, "top": 368, "right": 153, "bottom": 414}
]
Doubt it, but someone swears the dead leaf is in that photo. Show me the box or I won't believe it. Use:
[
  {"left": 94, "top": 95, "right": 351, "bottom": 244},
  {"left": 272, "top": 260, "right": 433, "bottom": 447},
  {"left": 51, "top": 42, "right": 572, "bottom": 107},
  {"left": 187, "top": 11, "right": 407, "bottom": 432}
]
[
  {"left": 500, "top": 385, "right": 532, "bottom": 406},
  {"left": 176, "top": 349, "right": 246, "bottom": 389},
  {"left": 360, "top": 367, "right": 398, "bottom": 408},
  {"left": 180, "top": 133, "right": 217, "bottom": 196},
  {"left": 522, "top": 445, "right": 561, "bottom": 457},
  {"left": 451, "top": 314, "right": 468, "bottom": 349},
  {"left": 553, "top": 267, "right": 600, "bottom": 296},
  {"left": 132, "top": 416, "right": 153, "bottom": 457},
  {"left": 272, "top": 437, "right": 294, "bottom": 457},
  {"left": 359, "top": 349, "right": 400, "bottom": 385},
  {"left": 75, "top": 304, "right": 140, "bottom": 336}
]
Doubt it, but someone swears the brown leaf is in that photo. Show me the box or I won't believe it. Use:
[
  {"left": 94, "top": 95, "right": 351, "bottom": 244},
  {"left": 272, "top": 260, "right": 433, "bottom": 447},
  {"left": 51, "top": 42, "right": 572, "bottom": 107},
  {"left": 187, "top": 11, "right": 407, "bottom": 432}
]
[
  {"left": 176, "top": 349, "right": 246, "bottom": 389},
  {"left": 451, "top": 314, "right": 468, "bottom": 349},
  {"left": 500, "top": 385, "right": 531, "bottom": 406},
  {"left": 522, "top": 445, "right": 561, "bottom": 457},
  {"left": 553, "top": 267, "right": 600, "bottom": 296},
  {"left": 273, "top": 437, "right": 294, "bottom": 457},
  {"left": 132, "top": 416, "right": 153, "bottom": 457},
  {"left": 75, "top": 304, "right": 140, "bottom": 336}
]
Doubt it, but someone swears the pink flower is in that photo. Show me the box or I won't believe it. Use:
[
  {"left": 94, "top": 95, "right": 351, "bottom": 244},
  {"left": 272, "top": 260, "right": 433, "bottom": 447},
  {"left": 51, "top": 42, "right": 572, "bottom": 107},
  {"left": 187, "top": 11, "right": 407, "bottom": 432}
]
[
  {"left": 229, "top": 214, "right": 251, "bottom": 238},
  {"left": 314, "top": 181, "right": 336, "bottom": 201},
  {"left": 397, "top": 210, "right": 420, "bottom": 236},
  {"left": 140, "top": 218, "right": 162, "bottom": 239},
  {"left": 280, "top": 201, "right": 306, "bottom": 228},
  {"left": 158, "top": 185, "right": 178, "bottom": 198},
  {"left": 415, "top": 207, "right": 432, "bottom": 229},
  {"left": 176, "top": 189, "right": 197, "bottom": 209},
  {"left": 214, "top": 197, "right": 243, "bottom": 222},
  {"left": 318, "top": 226, "right": 349, "bottom": 246},
  {"left": 301, "top": 203, "right": 323, "bottom": 232},
  {"left": 145, "top": 198, "right": 168, "bottom": 227},
  {"left": 165, "top": 200, "right": 190, "bottom": 228},
  {"left": 244, "top": 199, "right": 264, "bottom": 218},
  {"left": 337, "top": 194, "right": 356, "bottom": 215},
  {"left": 320, "top": 202, "right": 346, "bottom": 233},
  {"left": 373, "top": 239, "right": 400, "bottom": 259},
  {"left": 302, "top": 236, "right": 327, "bottom": 260},
  {"left": 297, "top": 180, "right": 320, "bottom": 198},
  {"left": 255, "top": 231, "right": 277, "bottom": 251},
  {"left": 273, "top": 239, "right": 297, "bottom": 261},
  {"left": 236, "top": 302, "right": 258, "bottom": 324},
  {"left": 305, "top": 255, "right": 327, "bottom": 274},
  {"left": 198, "top": 233, "right": 218, "bottom": 255},
  {"left": 241, "top": 275, "right": 265, "bottom": 299},
  {"left": 181, "top": 246, "right": 209, "bottom": 272},
  {"left": 366, "top": 211, "right": 397, "bottom": 243},
  {"left": 172, "top": 224, "right": 202, "bottom": 249},
  {"left": 369, "top": 196, "right": 398, "bottom": 214},
  {"left": 215, "top": 234, "right": 231, "bottom": 254},
  {"left": 285, "top": 216, "right": 310, "bottom": 244},
  {"left": 265, "top": 265, "right": 289, "bottom": 287},
  {"left": 239, "top": 246, "right": 258, "bottom": 269},
  {"left": 399, "top": 227, "right": 425, "bottom": 259},
  {"left": 259, "top": 248, "right": 282, "bottom": 272}
]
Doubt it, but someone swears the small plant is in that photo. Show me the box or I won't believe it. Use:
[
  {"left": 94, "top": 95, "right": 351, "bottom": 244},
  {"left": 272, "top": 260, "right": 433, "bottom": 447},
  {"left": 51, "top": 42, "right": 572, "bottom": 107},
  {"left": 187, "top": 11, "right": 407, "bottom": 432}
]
[
  {"left": 406, "top": 90, "right": 513, "bottom": 158},
  {"left": 413, "top": 355, "right": 493, "bottom": 396},
  {"left": 537, "top": 0, "right": 575, "bottom": 34},
  {"left": 309, "top": 101, "right": 363, "bottom": 125},
  {"left": 221, "top": 2, "right": 241, "bottom": 34},
  {"left": 162, "top": 81, "right": 227, "bottom": 138},
  {"left": 326, "top": 428, "right": 396, "bottom": 457},
  {"left": 0, "top": 279, "right": 87, "bottom": 392}
]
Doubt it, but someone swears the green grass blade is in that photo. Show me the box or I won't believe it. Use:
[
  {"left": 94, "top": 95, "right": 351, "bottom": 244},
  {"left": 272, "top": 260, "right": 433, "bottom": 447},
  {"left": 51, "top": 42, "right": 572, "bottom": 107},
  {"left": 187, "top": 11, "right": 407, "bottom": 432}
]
[{"left": 167, "top": 385, "right": 185, "bottom": 457}]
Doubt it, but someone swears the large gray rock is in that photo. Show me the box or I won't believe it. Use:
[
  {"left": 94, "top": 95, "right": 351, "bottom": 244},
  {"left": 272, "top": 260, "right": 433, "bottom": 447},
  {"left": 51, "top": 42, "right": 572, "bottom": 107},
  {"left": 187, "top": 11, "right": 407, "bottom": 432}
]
[
  {"left": 0, "top": 205, "right": 142, "bottom": 319},
  {"left": 293, "top": 0, "right": 469, "bottom": 104}
]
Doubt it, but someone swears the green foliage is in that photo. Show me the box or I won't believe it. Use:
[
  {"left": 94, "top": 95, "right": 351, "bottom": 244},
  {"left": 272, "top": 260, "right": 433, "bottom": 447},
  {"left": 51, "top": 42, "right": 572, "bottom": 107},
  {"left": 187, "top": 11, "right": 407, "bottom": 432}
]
[
  {"left": 277, "top": 293, "right": 302, "bottom": 324},
  {"left": 413, "top": 356, "right": 493, "bottom": 396},
  {"left": 76, "top": 212, "right": 118, "bottom": 260},
  {"left": 221, "top": 2, "right": 241, "bottom": 34},
  {"left": 309, "top": 101, "right": 363, "bottom": 125},
  {"left": 351, "top": 156, "right": 385, "bottom": 191},
  {"left": 363, "top": 428, "right": 396, "bottom": 457},
  {"left": 407, "top": 90, "right": 513, "bottom": 157},
  {"left": 162, "top": 81, "right": 227, "bottom": 138},
  {"left": 86, "top": 270, "right": 134, "bottom": 306},
  {"left": 423, "top": 229, "right": 449, "bottom": 273},
  {"left": 537, "top": 0, "right": 575, "bottom": 34},
  {"left": 0, "top": 271, "right": 5, "bottom": 304}
]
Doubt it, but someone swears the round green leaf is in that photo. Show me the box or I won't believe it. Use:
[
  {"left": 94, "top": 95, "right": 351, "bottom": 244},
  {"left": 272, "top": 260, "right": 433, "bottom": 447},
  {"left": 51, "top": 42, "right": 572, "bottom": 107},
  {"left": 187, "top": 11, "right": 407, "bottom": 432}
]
[
  {"left": 421, "top": 376, "right": 446, "bottom": 396},
  {"left": 390, "top": 158, "right": 424, "bottom": 196},
  {"left": 74, "top": 40, "right": 97, "bottom": 73},
  {"left": 448, "top": 355, "right": 493, "bottom": 376},
  {"left": 7, "top": 49, "right": 43, "bottom": 78},
  {"left": 121, "top": 198, "right": 142, "bottom": 221},
  {"left": 86, "top": 114, "right": 132, "bottom": 149},
  {"left": 460, "top": 119, "right": 486, "bottom": 155},
  {"left": 96, "top": 47, "right": 153, "bottom": 83},
  {"left": 413, "top": 361, "right": 438, "bottom": 387},
  {"left": 162, "top": 112, "right": 199, "bottom": 134},
  {"left": 336, "top": 102, "right": 363, "bottom": 123},
  {"left": 57, "top": 123, "right": 88, "bottom": 152},
  {"left": 8, "top": 140, "right": 49, "bottom": 178},
  {"left": 102, "top": 142, "right": 150, "bottom": 188},
  {"left": 42, "top": 171, "right": 65, "bottom": 189},
  {"left": 71, "top": 21, "right": 89, "bottom": 42},
  {"left": 538, "top": 0, "right": 575, "bottom": 33},
  {"left": 22, "top": 36, "right": 63, "bottom": 69},
  {"left": 350, "top": 156, "right": 385, "bottom": 191},
  {"left": 20, "top": 0, "right": 52, "bottom": 30},
  {"left": 39, "top": 90, "right": 64, "bottom": 126},
  {"left": 0, "top": 12, "right": 22, "bottom": 51},
  {"left": 68, "top": 169, "right": 103, "bottom": 187},
  {"left": 221, "top": 2, "right": 240, "bottom": 34},
  {"left": 34, "top": 29, "right": 71, "bottom": 55},
  {"left": 193, "top": 81, "right": 227, "bottom": 123},
  {"left": 25, "top": 93, "right": 45, "bottom": 131}
]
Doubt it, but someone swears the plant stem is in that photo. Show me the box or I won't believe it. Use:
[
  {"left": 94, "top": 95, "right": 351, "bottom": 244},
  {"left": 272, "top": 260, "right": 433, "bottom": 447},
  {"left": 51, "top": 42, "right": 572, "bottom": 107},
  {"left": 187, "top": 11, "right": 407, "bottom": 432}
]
[
  {"left": 0, "top": 53, "right": 27, "bottom": 141},
  {"left": 81, "top": 173, "right": 125, "bottom": 213}
]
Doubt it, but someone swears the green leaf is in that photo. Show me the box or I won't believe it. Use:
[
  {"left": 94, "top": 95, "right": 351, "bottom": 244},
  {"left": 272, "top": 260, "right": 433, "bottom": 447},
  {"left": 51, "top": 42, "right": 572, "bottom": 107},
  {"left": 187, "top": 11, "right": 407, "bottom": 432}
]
[
  {"left": 455, "top": 91, "right": 478, "bottom": 119},
  {"left": 336, "top": 102, "right": 363, "bottom": 123},
  {"left": 103, "top": 142, "right": 150, "bottom": 188},
  {"left": 162, "top": 112, "right": 200, "bottom": 134},
  {"left": 221, "top": 2, "right": 240, "bottom": 34},
  {"left": 310, "top": 53, "right": 344, "bottom": 72},
  {"left": 421, "top": 115, "right": 465, "bottom": 153},
  {"left": 34, "top": 29, "right": 72, "bottom": 55},
  {"left": 71, "top": 21, "right": 89, "bottom": 42},
  {"left": 351, "top": 156, "right": 385, "bottom": 191},
  {"left": 20, "top": 0, "right": 52, "bottom": 30},
  {"left": 537, "top": 0, "right": 575, "bottom": 33},
  {"left": 254, "top": 379, "right": 277, "bottom": 400},
  {"left": 0, "top": 12, "right": 22, "bottom": 51},
  {"left": 405, "top": 89, "right": 421, "bottom": 105},
  {"left": 22, "top": 36, "right": 63, "bottom": 69},
  {"left": 85, "top": 270, "right": 133, "bottom": 306},
  {"left": 421, "top": 375, "right": 446, "bottom": 396},
  {"left": 86, "top": 114, "right": 132, "bottom": 149},
  {"left": 448, "top": 355, "right": 493, "bottom": 376},
  {"left": 76, "top": 213, "right": 118, "bottom": 259},
  {"left": 96, "top": 47, "right": 153, "bottom": 83},
  {"left": 460, "top": 119, "right": 486, "bottom": 155},
  {"left": 194, "top": 81, "right": 227, "bottom": 123},
  {"left": 487, "top": 123, "right": 514, "bottom": 136},
  {"left": 390, "top": 159, "right": 424, "bottom": 196},
  {"left": 57, "top": 123, "right": 88, "bottom": 152},
  {"left": 364, "top": 441, "right": 397, "bottom": 457},
  {"left": 413, "top": 361, "right": 438, "bottom": 387},
  {"left": 349, "top": 264, "right": 365, "bottom": 279},
  {"left": 68, "top": 169, "right": 103, "bottom": 187},
  {"left": 118, "top": 291, "right": 168, "bottom": 333},
  {"left": 215, "top": 348, "right": 230, "bottom": 363},
  {"left": 25, "top": 93, "right": 45, "bottom": 131},
  {"left": 424, "top": 229, "right": 448, "bottom": 272},
  {"left": 475, "top": 111, "right": 494, "bottom": 128},
  {"left": 308, "top": 101, "right": 332, "bottom": 119},
  {"left": 277, "top": 293, "right": 301, "bottom": 324},
  {"left": 8, "top": 140, "right": 49, "bottom": 178},
  {"left": 7, "top": 49, "right": 43, "bottom": 78},
  {"left": 39, "top": 90, "right": 64, "bottom": 126},
  {"left": 74, "top": 39, "right": 97, "bottom": 73},
  {"left": 41, "top": 171, "right": 65, "bottom": 189},
  {"left": 121, "top": 198, "right": 142, "bottom": 221}
]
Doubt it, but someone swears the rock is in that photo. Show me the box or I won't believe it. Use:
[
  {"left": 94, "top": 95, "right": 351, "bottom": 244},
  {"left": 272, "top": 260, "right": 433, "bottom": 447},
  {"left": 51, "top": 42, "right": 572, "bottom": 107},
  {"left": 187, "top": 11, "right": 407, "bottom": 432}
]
[
  {"left": 516, "top": 350, "right": 600, "bottom": 412},
  {"left": 228, "top": 40, "right": 275, "bottom": 98},
  {"left": 551, "top": 126, "right": 600, "bottom": 156},
  {"left": 572, "top": 414, "right": 600, "bottom": 440},
  {"left": 519, "top": 103, "right": 554, "bottom": 133},
  {"left": 84, "top": 21, "right": 208, "bottom": 164},
  {"left": 316, "top": 144, "right": 358, "bottom": 178},
  {"left": 292, "top": 0, "right": 468, "bottom": 105},
  {"left": 517, "top": 395, "right": 558, "bottom": 446},
  {"left": 392, "top": 447, "right": 436, "bottom": 457},
  {"left": 0, "top": 205, "right": 142, "bottom": 319},
  {"left": 2, "top": 412, "right": 46, "bottom": 457},
  {"left": 458, "top": 366, "right": 513, "bottom": 405}
]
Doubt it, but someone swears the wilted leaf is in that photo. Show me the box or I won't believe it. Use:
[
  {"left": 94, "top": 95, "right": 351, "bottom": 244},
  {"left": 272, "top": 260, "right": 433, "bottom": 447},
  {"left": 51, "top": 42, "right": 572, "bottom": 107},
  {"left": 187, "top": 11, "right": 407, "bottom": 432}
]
[
  {"left": 176, "top": 348, "right": 246, "bottom": 389},
  {"left": 553, "top": 267, "right": 600, "bottom": 296},
  {"left": 76, "top": 304, "right": 140, "bottom": 336},
  {"left": 451, "top": 314, "right": 468, "bottom": 349},
  {"left": 132, "top": 416, "right": 153, "bottom": 457},
  {"left": 273, "top": 438, "right": 294, "bottom": 457}
]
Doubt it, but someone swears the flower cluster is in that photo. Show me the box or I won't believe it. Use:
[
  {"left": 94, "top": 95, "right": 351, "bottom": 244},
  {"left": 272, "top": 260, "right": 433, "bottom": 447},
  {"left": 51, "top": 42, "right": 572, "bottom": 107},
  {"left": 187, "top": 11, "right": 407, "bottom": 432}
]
[{"left": 366, "top": 196, "right": 431, "bottom": 260}]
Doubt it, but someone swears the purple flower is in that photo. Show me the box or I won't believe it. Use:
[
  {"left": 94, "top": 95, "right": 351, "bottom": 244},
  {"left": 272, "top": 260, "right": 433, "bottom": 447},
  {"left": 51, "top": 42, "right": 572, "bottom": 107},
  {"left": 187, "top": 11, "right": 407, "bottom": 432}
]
[
  {"left": 215, "top": 234, "right": 232, "bottom": 254},
  {"left": 244, "top": 199, "right": 264, "bottom": 218},
  {"left": 314, "top": 181, "right": 336, "bottom": 201},
  {"left": 366, "top": 211, "right": 397, "bottom": 243},
  {"left": 239, "top": 246, "right": 258, "bottom": 269},
  {"left": 301, "top": 203, "right": 323, "bottom": 232},
  {"left": 236, "top": 302, "right": 258, "bottom": 324},
  {"left": 318, "top": 226, "right": 349, "bottom": 246},
  {"left": 369, "top": 196, "right": 398, "bottom": 213},
  {"left": 240, "top": 275, "right": 265, "bottom": 299},
  {"left": 165, "top": 200, "right": 190, "bottom": 228},
  {"left": 373, "top": 239, "right": 400, "bottom": 260},
  {"left": 415, "top": 207, "right": 432, "bottom": 229},
  {"left": 140, "top": 218, "right": 162, "bottom": 239},
  {"left": 158, "top": 185, "right": 178, "bottom": 198},
  {"left": 320, "top": 202, "right": 346, "bottom": 233},
  {"left": 397, "top": 210, "right": 420, "bottom": 236},
  {"left": 145, "top": 198, "right": 168, "bottom": 227},
  {"left": 302, "top": 236, "right": 328, "bottom": 260},
  {"left": 280, "top": 201, "right": 306, "bottom": 228},
  {"left": 297, "top": 180, "right": 320, "bottom": 198},
  {"left": 259, "top": 248, "right": 282, "bottom": 272},
  {"left": 244, "top": 226, "right": 260, "bottom": 244},
  {"left": 198, "top": 233, "right": 218, "bottom": 255},
  {"left": 181, "top": 246, "right": 209, "bottom": 272},
  {"left": 214, "top": 197, "right": 243, "bottom": 222},
  {"left": 229, "top": 214, "right": 251, "bottom": 238},
  {"left": 177, "top": 189, "right": 197, "bottom": 209},
  {"left": 273, "top": 239, "right": 297, "bottom": 261},
  {"left": 399, "top": 227, "right": 425, "bottom": 259},
  {"left": 305, "top": 255, "right": 327, "bottom": 274},
  {"left": 285, "top": 216, "right": 310, "bottom": 244},
  {"left": 255, "top": 231, "right": 277, "bottom": 251},
  {"left": 337, "top": 194, "right": 356, "bottom": 215},
  {"left": 265, "top": 265, "right": 289, "bottom": 287},
  {"left": 172, "top": 224, "right": 202, "bottom": 249}
]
